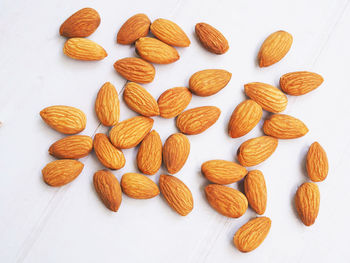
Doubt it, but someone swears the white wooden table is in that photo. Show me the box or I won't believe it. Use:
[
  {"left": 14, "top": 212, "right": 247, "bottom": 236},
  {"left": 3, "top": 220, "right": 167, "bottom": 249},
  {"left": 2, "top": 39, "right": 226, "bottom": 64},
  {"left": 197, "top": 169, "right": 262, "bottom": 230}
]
[{"left": 1, "top": 0, "right": 350, "bottom": 262}]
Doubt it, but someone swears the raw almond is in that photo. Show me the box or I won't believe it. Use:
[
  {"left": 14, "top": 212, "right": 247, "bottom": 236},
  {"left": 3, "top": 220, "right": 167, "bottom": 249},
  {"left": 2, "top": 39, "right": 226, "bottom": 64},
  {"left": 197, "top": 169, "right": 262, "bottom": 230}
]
[
  {"left": 295, "top": 182, "right": 320, "bottom": 226},
  {"left": 244, "top": 170, "right": 267, "bottom": 215},
  {"left": 63, "top": 38, "right": 107, "bottom": 61},
  {"left": 121, "top": 173, "right": 160, "bottom": 199},
  {"left": 157, "top": 87, "right": 192, "bottom": 118},
  {"left": 306, "top": 142, "right": 329, "bottom": 182},
  {"left": 49, "top": 135, "right": 93, "bottom": 159},
  {"left": 263, "top": 114, "right": 308, "bottom": 139},
  {"left": 114, "top": 57, "right": 155, "bottom": 83},
  {"left": 137, "top": 130, "right": 162, "bottom": 175},
  {"left": 280, "top": 71, "right": 324, "bottom": 96},
  {"left": 95, "top": 82, "right": 120, "bottom": 126},
  {"left": 117, "top": 13, "right": 150, "bottom": 44},
  {"left": 195, "top": 23, "right": 229, "bottom": 54},
  {"left": 163, "top": 133, "right": 190, "bottom": 174}
]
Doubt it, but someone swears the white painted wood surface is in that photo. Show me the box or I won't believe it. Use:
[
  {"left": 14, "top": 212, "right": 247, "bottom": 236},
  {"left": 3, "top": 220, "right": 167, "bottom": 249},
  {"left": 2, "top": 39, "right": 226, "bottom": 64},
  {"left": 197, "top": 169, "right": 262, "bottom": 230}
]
[{"left": 1, "top": 0, "right": 350, "bottom": 262}]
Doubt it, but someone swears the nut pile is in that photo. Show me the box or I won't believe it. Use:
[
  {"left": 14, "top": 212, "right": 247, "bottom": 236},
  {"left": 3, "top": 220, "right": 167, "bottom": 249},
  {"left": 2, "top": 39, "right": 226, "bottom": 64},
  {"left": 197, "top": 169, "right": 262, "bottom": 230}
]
[{"left": 41, "top": 7, "right": 328, "bottom": 253}]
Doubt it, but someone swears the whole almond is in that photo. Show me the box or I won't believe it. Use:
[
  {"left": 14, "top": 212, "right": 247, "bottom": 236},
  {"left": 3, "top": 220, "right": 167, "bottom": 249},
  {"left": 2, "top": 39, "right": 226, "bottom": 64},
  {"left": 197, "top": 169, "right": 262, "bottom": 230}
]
[
  {"left": 244, "top": 170, "right": 267, "bottom": 215},
  {"left": 295, "top": 182, "right": 320, "bottom": 226},
  {"left": 280, "top": 71, "right": 324, "bottom": 96},
  {"left": 157, "top": 87, "right": 192, "bottom": 118},
  {"left": 195, "top": 23, "right": 229, "bottom": 54},
  {"left": 49, "top": 135, "right": 93, "bottom": 159},
  {"left": 63, "top": 38, "right": 107, "bottom": 61},
  {"left": 121, "top": 173, "right": 160, "bottom": 199},
  {"left": 189, "top": 69, "right": 232, "bottom": 96},
  {"left": 42, "top": 159, "right": 84, "bottom": 187},
  {"left": 40, "top": 105, "right": 86, "bottom": 134},
  {"left": 263, "top": 114, "right": 308, "bottom": 139},
  {"left": 306, "top": 142, "right": 329, "bottom": 182},
  {"left": 201, "top": 160, "right": 247, "bottom": 185},
  {"left": 117, "top": 14, "right": 150, "bottom": 44},
  {"left": 159, "top": 174, "right": 193, "bottom": 216},
  {"left": 137, "top": 130, "right": 162, "bottom": 175},
  {"left": 95, "top": 82, "right": 120, "bottom": 126},
  {"left": 114, "top": 57, "right": 155, "bottom": 84},
  {"left": 163, "top": 133, "right": 190, "bottom": 174}
]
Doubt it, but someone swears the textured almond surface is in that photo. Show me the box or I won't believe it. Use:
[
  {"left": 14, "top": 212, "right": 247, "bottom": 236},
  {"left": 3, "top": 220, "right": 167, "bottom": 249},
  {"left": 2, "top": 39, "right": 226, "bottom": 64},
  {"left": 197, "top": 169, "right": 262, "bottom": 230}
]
[
  {"left": 63, "top": 38, "right": 107, "bottom": 61},
  {"left": 157, "top": 87, "right": 192, "bottom": 118},
  {"left": 244, "top": 170, "right": 267, "bottom": 215},
  {"left": 137, "top": 130, "right": 162, "bottom": 175},
  {"left": 117, "top": 13, "right": 150, "bottom": 44},
  {"left": 163, "top": 133, "right": 190, "bottom": 174},
  {"left": 195, "top": 23, "right": 229, "bottom": 54},
  {"left": 263, "top": 114, "right": 308, "bottom": 139},
  {"left": 114, "top": 57, "right": 155, "bottom": 83},
  {"left": 95, "top": 82, "right": 120, "bottom": 126},
  {"left": 280, "top": 71, "right": 324, "bottom": 96},
  {"left": 49, "top": 135, "right": 93, "bottom": 159},
  {"left": 295, "top": 182, "right": 320, "bottom": 226},
  {"left": 121, "top": 173, "right": 159, "bottom": 199},
  {"left": 306, "top": 142, "right": 329, "bottom": 182}
]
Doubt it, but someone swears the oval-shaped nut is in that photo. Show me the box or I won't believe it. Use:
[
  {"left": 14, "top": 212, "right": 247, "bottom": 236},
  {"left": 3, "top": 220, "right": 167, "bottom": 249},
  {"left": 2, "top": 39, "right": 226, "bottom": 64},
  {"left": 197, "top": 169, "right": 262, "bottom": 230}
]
[
  {"left": 195, "top": 23, "right": 229, "bottom": 54},
  {"left": 159, "top": 174, "right": 193, "bottom": 216},
  {"left": 114, "top": 57, "right": 155, "bottom": 84},
  {"left": 306, "top": 142, "right": 329, "bottom": 182},
  {"left": 49, "top": 135, "right": 93, "bottom": 159},
  {"left": 280, "top": 71, "right": 324, "bottom": 96},
  {"left": 59, "top": 7, "right": 100, "bottom": 38},
  {"left": 42, "top": 159, "right": 84, "bottom": 187},
  {"left": 163, "top": 133, "right": 190, "bottom": 174},
  {"left": 121, "top": 173, "right": 160, "bottom": 199},
  {"left": 150, "top": 18, "right": 190, "bottom": 47},
  {"left": 244, "top": 82, "right": 288, "bottom": 113},
  {"left": 63, "top": 38, "right": 107, "bottom": 61},
  {"left": 189, "top": 69, "right": 232, "bottom": 96},
  {"left": 263, "top": 114, "right": 308, "bottom": 139},
  {"left": 40, "top": 105, "right": 86, "bottom": 134},
  {"left": 117, "top": 13, "right": 150, "bottom": 44},
  {"left": 258, "top": 30, "right": 293, "bottom": 67},
  {"left": 237, "top": 136, "right": 278, "bottom": 167},
  {"left": 157, "top": 87, "right": 192, "bottom": 118},
  {"left": 295, "top": 182, "right": 320, "bottom": 226},
  {"left": 93, "top": 170, "right": 122, "bottom": 212},
  {"left": 228, "top": 100, "right": 263, "bottom": 138},
  {"left": 176, "top": 106, "right": 221, "bottom": 135},
  {"left": 109, "top": 116, "right": 153, "bottom": 149},
  {"left": 234, "top": 217, "right": 271, "bottom": 252},
  {"left": 95, "top": 82, "right": 120, "bottom": 126},
  {"left": 93, "top": 133, "right": 125, "bottom": 170},
  {"left": 137, "top": 130, "right": 162, "bottom": 175},
  {"left": 205, "top": 184, "right": 248, "bottom": 218},
  {"left": 123, "top": 82, "right": 159, "bottom": 117},
  {"left": 244, "top": 170, "right": 267, "bottom": 215},
  {"left": 201, "top": 160, "right": 247, "bottom": 185}
]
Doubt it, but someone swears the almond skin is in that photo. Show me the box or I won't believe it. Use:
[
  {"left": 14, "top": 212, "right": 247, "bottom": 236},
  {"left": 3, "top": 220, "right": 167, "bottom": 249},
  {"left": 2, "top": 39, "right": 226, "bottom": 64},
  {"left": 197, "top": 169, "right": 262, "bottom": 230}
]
[
  {"left": 114, "top": 57, "right": 155, "bottom": 84},
  {"left": 93, "top": 133, "right": 125, "bottom": 170},
  {"left": 135, "top": 37, "right": 180, "bottom": 64},
  {"left": 280, "top": 71, "right": 324, "bottom": 96},
  {"left": 123, "top": 82, "right": 159, "bottom": 117},
  {"left": 157, "top": 87, "right": 192, "bottom": 118},
  {"left": 117, "top": 14, "right": 150, "bottom": 44},
  {"left": 195, "top": 23, "right": 229, "bottom": 54},
  {"left": 258, "top": 30, "right": 293, "bottom": 67},
  {"left": 244, "top": 82, "right": 288, "bottom": 113},
  {"left": 40, "top": 105, "right": 86, "bottom": 134},
  {"left": 150, "top": 18, "right": 190, "bottom": 47},
  {"left": 228, "top": 100, "right": 263, "bottom": 138},
  {"left": 237, "top": 136, "right": 278, "bottom": 167},
  {"left": 244, "top": 170, "right": 267, "bottom": 215},
  {"left": 159, "top": 174, "right": 193, "bottom": 216},
  {"left": 42, "top": 159, "right": 84, "bottom": 187},
  {"left": 49, "top": 135, "right": 93, "bottom": 159},
  {"left": 201, "top": 160, "right": 247, "bottom": 185},
  {"left": 234, "top": 217, "right": 271, "bottom": 252},
  {"left": 121, "top": 173, "right": 160, "bottom": 199},
  {"left": 137, "top": 130, "right": 162, "bottom": 175},
  {"left": 163, "top": 133, "right": 190, "bottom": 174},
  {"left": 176, "top": 106, "right": 221, "bottom": 135},
  {"left": 93, "top": 170, "right": 122, "bottom": 212},
  {"left": 263, "top": 114, "right": 308, "bottom": 139},
  {"left": 205, "top": 184, "right": 248, "bottom": 218},
  {"left": 95, "top": 82, "right": 120, "bottom": 126},
  {"left": 109, "top": 116, "right": 153, "bottom": 149},
  {"left": 63, "top": 38, "right": 107, "bottom": 61},
  {"left": 59, "top": 8, "right": 100, "bottom": 38},
  {"left": 306, "top": 142, "right": 329, "bottom": 182},
  {"left": 295, "top": 182, "right": 320, "bottom": 226},
  {"left": 189, "top": 69, "right": 232, "bottom": 96}
]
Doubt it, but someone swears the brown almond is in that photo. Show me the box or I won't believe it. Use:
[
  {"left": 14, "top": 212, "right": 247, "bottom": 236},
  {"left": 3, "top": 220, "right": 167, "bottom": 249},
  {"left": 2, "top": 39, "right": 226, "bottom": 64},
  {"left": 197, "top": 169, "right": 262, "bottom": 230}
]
[
  {"left": 295, "top": 182, "right": 320, "bottom": 226},
  {"left": 244, "top": 170, "right": 267, "bottom": 215},
  {"left": 114, "top": 57, "right": 155, "bottom": 84},
  {"left": 137, "top": 130, "right": 162, "bottom": 175},
  {"left": 49, "top": 135, "right": 93, "bottom": 159},
  {"left": 263, "top": 114, "right": 308, "bottom": 139},
  {"left": 306, "top": 142, "right": 329, "bottom": 182},
  {"left": 163, "top": 133, "right": 190, "bottom": 174},
  {"left": 95, "top": 82, "right": 120, "bottom": 126},
  {"left": 63, "top": 38, "right": 107, "bottom": 61},
  {"left": 121, "top": 173, "right": 160, "bottom": 199},
  {"left": 157, "top": 87, "right": 192, "bottom": 118},
  {"left": 117, "top": 14, "right": 150, "bottom": 44},
  {"left": 195, "top": 23, "right": 229, "bottom": 54},
  {"left": 280, "top": 71, "right": 324, "bottom": 96}
]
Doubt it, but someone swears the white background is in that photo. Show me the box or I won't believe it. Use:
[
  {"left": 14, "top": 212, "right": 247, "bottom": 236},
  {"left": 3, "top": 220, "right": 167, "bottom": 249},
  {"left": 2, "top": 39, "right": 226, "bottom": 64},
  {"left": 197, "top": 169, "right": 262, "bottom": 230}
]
[{"left": 1, "top": 0, "right": 349, "bottom": 262}]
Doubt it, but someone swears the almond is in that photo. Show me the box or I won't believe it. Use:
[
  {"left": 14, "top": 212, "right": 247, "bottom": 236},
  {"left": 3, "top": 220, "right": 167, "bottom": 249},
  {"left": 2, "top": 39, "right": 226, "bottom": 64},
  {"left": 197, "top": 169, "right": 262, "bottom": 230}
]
[
  {"left": 59, "top": 8, "right": 100, "bottom": 38},
  {"left": 117, "top": 14, "right": 150, "bottom": 44},
  {"left": 263, "top": 114, "right": 308, "bottom": 139},
  {"left": 295, "top": 182, "right": 320, "bottom": 226},
  {"left": 280, "top": 71, "right": 324, "bottom": 96},
  {"left": 205, "top": 184, "right": 248, "bottom": 218},
  {"left": 114, "top": 57, "right": 155, "bottom": 84},
  {"left": 63, "top": 38, "right": 107, "bottom": 61},
  {"left": 159, "top": 174, "right": 193, "bottom": 216},
  {"left": 123, "top": 82, "right": 159, "bottom": 117},
  {"left": 201, "top": 160, "right": 247, "bottom": 185},
  {"left": 195, "top": 23, "right": 229, "bottom": 54},
  {"left": 306, "top": 142, "right": 329, "bottom": 182},
  {"left": 176, "top": 106, "right": 221, "bottom": 135},
  {"left": 163, "top": 133, "right": 190, "bottom": 174},
  {"left": 258, "top": 30, "right": 293, "bottom": 67},
  {"left": 42, "top": 159, "right": 84, "bottom": 187},
  {"left": 109, "top": 116, "right": 153, "bottom": 149},
  {"left": 121, "top": 173, "right": 160, "bottom": 199},
  {"left": 234, "top": 217, "right": 271, "bottom": 252},
  {"left": 150, "top": 18, "right": 190, "bottom": 47},
  {"left": 93, "top": 133, "right": 125, "bottom": 170},
  {"left": 157, "top": 87, "right": 192, "bottom": 118},
  {"left": 49, "top": 135, "right": 93, "bottom": 159},
  {"left": 228, "top": 100, "right": 263, "bottom": 138},
  {"left": 40, "top": 105, "right": 86, "bottom": 134},
  {"left": 237, "top": 136, "right": 278, "bottom": 167},
  {"left": 137, "top": 130, "right": 162, "bottom": 175},
  {"left": 189, "top": 69, "right": 232, "bottom": 96},
  {"left": 244, "top": 82, "right": 288, "bottom": 113},
  {"left": 93, "top": 170, "right": 122, "bottom": 212},
  {"left": 244, "top": 170, "right": 267, "bottom": 215},
  {"left": 95, "top": 82, "right": 120, "bottom": 126}
]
